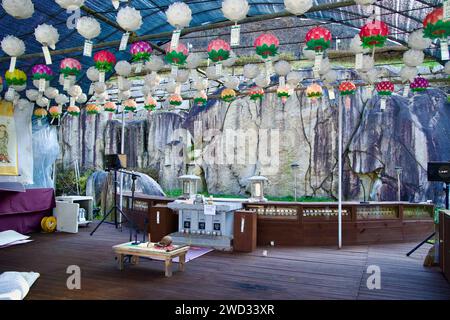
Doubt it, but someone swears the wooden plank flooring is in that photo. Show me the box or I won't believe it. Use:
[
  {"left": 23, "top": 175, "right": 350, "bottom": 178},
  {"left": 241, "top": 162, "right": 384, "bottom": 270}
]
[{"left": 0, "top": 223, "right": 449, "bottom": 300}]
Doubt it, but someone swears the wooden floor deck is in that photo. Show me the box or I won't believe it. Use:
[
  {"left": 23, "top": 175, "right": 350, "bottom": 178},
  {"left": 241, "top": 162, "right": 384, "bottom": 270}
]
[{"left": 0, "top": 223, "right": 449, "bottom": 300}]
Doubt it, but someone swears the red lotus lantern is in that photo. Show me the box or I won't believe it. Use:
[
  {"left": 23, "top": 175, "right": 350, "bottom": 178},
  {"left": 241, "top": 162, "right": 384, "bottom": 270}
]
[
  {"left": 410, "top": 76, "right": 429, "bottom": 92},
  {"left": 376, "top": 80, "right": 394, "bottom": 111},
  {"left": 93, "top": 50, "right": 116, "bottom": 72},
  {"left": 423, "top": 7, "right": 450, "bottom": 39},
  {"left": 250, "top": 87, "right": 264, "bottom": 101},
  {"left": 339, "top": 81, "right": 356, "bottom": 109},
  {"left": 305, "top": 27, "right": 332, "bottom": 53},
  {"left": 359, "top": 20, "right": 389, "bottom": 49},
  {"left": 207, "top": 39, "right": 231, "bottom": 62},
  {"left": 254, "top": 33, "right": 279, "bottom": 59}
]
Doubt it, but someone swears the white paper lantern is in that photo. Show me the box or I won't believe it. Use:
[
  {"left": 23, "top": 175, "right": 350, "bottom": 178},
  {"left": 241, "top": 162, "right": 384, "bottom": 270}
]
[
  {"left": 166, "top": 81, "right": 177, "bottom": 94},
  {"left": 223, "top": 76, "right": 240, "bottom": 89},
  {"left": 403, "top": 49, "right": 424, "bottom": 67},
  {"left": 1, "top": 35, "right": 25, "bottom": 57},
  {"left": 166, "top": 2, "right": 192, "bottom": 29},
  {"left": 362, "top": 68, "right": 380, "bottom": 84},
  {"left": 243, "top": 64, "right": 260, "bottom": 79},
  {"left": 2, "top": 0, "right": 34, "bottom": 19},
  {"left": 205, "top": 65, "right": 221, "bottom": 80},
  {"left": 445, "top": 61, "right": 450, "bottom": 75},
  {"left": 349, "top": 34, "right": 369, "bottom": 54},
  {"left": 323, "top": 70, "right": 338, "bottom": 84},
  {"left": 55, "top": 94, "right": 69, "bottom": 105},
  {"left": 222, "top": 51, "right": 237, "bottom": 67},
  {"left": 36, "top": 96, "right": 49, "bottom": 107},
  {"left": 34, "top": 23, "right": 59, "bottom": 48},
  {"left": 176, "top": 69, "right": 190, "bottom": 83},
  {"left": 86, "top": 67, "right": 100, "bottom": 82},
  {"left": 141, "top": 85, "right": 151, "bottom": 96},
  {"left": 302, "top": 47, "right": 316, "bottom": 60},
  {"left": 408, "top": 29, "right": 432, "bottom": 51},
  {"left": 186, "top": 53, "right": 204, "bottom": 69},
  {"left": 94, "top": 82, "right": 107, "bottom": 94},
  {"left": 17, "top": 98, "right": 32, "bottom": 110},
  {"left": 117, "top": 6, "right": 142, "bottom": 32},
  {"left": 255, "top": 73, "right": 270, "bottom": 88},
  {"left": 399, "top": 66, "right": 418, "bottom": 83},
  {"left": 69, "top": 85, "right": 82, "bottom": 98},
  {"left": 76, "top": 93, "right": 87, "bottom": 104},
  {"left": 33, "top": 79, "right": 49, "bottom": 90},
  {"left": 76, "top": 16, "right": 101, "bottom": 40},
  {"left": 118, "top": 90, "right": 131, "bottom": 101},
  {"left": 11, "top": 83, "right": 26, "bottom": 92},
  {"left": 360, "top": 55, "right": 375, "bottom": 72},
  {"left": 44, "top": 87, "right": 59, "bottom": 100},
  {"left": 115, "top": 60, "right": 132, "bottom": 77},
  {"left": 119, "top": 79, "right": 132, "bottom": 91},
  {"left": 274, "top": 60, "right": 291, "bottom": 76},
  {"left": 221, "top": 0, "right": 249, "bottom": 22},
  {"left": 193, "top": 79, "right": 208, "bottom": 91},
  {"left": 144, "top": 73, "right": 161, "bottom": 87},
  {"left": 319, "top": 57, "right": 331, "bottom": 75},
  {"left": 286, "top": 71, "right": 303, "bottom": 86},
  {"left": 284, "top": 0, "right": 312, "bottom": 16},
  {"left": 26, "top": 89, "right": 39, "bottom": 101},
  {"left": 145, "top": 55, "right": 164, "bottom": 72},
  {"left": 55, "top": 0, "right": 84, "bottom": 10}
]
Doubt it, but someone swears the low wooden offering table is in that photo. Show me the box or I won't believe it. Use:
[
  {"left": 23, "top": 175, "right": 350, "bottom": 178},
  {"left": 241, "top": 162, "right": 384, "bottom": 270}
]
[{"left": 112, "top": 242, "right": 189, "bottom": 277}]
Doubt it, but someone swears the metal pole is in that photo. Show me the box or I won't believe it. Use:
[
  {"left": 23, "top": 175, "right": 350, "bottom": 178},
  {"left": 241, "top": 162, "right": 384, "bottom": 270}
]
[
  {"left": 338, "top": 98, "right": 343, "bottom": 249},
  {"left": 118, "top": 109, "right": 125, "bottom": 225}
]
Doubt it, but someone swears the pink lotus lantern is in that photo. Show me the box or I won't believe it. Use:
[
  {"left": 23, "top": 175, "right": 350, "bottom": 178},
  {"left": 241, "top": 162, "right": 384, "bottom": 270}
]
[
  {"left": 93, "top": 50, "right": 116, "bottom": 72},
  {"left": 32, "top": 64, "right": 54, "bottom": 81},
  {"left": 104, "top": 101, "right": 117, "bottom": 120},
  {"left": 207, "top": 39, "right": 231, "bottom": 62},
  {"left": 60, "top": 58, "right": 82, "bottom": 77},
  {"left": 254, "top": 33, "right": 279, "bottom": 59},
  {"left": 144, "top": 96, "right": 157, "bottom": 112},
  {"left": 67, "top": 105, "right": 80, "bottom": 117},
  {"left": 410, "top": 76, "right": 429, "bottom": 92},
  {"left": 130, "top": 41, "right": 153, "bottom": 63},
  {"left": 168, "top": 94, "right": 183, "bottom": 107},
  {"left": 49, "top": 106, "right": 61, "bottom": 122},
  {"left": 277, "top": 87, "right": 290, "bottom": 105},
  {"left": 165, "top": 42, "right": 189, "bottom": 65},
  {"left": 123, "top": 99, "right": 137, "bottom": 119}
]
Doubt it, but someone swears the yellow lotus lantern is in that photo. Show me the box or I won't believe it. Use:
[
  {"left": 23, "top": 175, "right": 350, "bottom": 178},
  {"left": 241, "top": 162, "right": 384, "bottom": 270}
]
[
  {"left": 5, "top": 68, "right": 27, "bottom": 86},
  {"left": 221, "top": 88, "right": 236, "bottom": 102}
]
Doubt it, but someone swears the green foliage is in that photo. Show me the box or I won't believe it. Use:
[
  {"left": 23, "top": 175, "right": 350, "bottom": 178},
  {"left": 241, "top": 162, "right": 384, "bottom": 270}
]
[{"left": 55, "top": 164, "right": 93, "bottom": 196}]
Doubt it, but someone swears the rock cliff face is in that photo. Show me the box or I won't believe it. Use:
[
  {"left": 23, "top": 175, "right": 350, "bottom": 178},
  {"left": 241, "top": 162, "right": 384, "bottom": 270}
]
[{"left": 59, "top": 86, "right": 450, "bottom": 205}]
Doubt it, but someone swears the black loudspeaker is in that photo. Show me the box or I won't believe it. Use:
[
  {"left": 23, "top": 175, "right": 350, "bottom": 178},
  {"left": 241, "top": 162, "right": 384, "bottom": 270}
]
[
  {"left": 104, "top": 154, "right": 127, "bottom": 171},
  {"left": 427, "top": 162, "right": 450, "bottom": 183}
]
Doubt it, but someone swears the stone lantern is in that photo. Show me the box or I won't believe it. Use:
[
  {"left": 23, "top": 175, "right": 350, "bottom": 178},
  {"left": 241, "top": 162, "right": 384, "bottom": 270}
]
[
  {"left": 248, "top": 176, "right": 269, "bottom": 202},
  {"left": 178, "top": 175, "right": 201, "bottom": 199}
]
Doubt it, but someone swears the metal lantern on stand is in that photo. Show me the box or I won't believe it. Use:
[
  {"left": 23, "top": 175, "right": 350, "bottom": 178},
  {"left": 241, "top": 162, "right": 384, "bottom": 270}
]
[
  {"left": 248, "top": 176, "right": 269, "bottom": 202},
  {"left": 178, "top": 175, "right": 201, "bottom": 199}
]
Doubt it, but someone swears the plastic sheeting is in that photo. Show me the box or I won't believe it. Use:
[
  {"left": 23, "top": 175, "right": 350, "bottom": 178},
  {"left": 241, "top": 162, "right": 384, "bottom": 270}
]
[
  {"left": 29, "top": 120, "right": 59, "bottom": 189},
  {"left": 0, "top": 101, "right": 34, "bottom": 185}
]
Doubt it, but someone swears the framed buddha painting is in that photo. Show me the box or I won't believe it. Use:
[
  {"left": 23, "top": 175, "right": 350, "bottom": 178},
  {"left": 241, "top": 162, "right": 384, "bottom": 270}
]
[{"left": 0, "top": 100, "right": 18, "bottom": 176}]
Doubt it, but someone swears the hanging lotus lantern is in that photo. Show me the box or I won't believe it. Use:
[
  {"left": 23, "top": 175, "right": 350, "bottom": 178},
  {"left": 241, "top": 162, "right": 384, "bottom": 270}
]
[
  {"left": 207, "top": 39, "right": 231, "bottom": 76},
  {"left": 5, "top": 68, "right": 27, "bottom": 86},
  {"left": 305, "top": 26, "right": 332, "bottom": 52},
  {"left": 130, "top": 41, "right": 152, "bottom": 73},
  {"left": 93, "top": 50, "right": 116, "bottom": 82},
  {"left": 359, "top": 20, "right": 389, "bottom": 54},
  {"left": 165, "top": 42, "right": 189, "bottom": 77},
  {"left": 423, "top": 7, "right": 450, "bottom": 60},
  {"left": 144, "top": 96, "right": 158, "bottom": 111},
  {"left": 48, "top": 106, "right": 61, "bottom": 123},
  {"left": 221, "top": 88, "right": 236, "bottom": 102},
  {"left": 123, "top": 99, "right": 137, "bottom": 119},
  {"left": 168, "top": 94, "right": 183, "bottom": 107},
  {"left": 86, "top": 104, "right": 100, "bottom": 122},
  {"left": 32, "top": 64, "right": 53, "bottom": 93},
  {"left": 34, "top": 107, "right": 48, "bottom": 126},
  {"left": 277, "top": 86, "right": 290, "bottom": 105},
  {"left": 250, "top": 87, "right": 265, "bottom": 101},
  {"left": 67, "top": 105, "right": 81, "bottom": 117},
  {"left": 60, "top": 58, "right": 82, "bottom": 90},
  {"left": 410, "top": 76, "right": 429, "bottom": 92},
  {"left": 104, "top": 101, "right": 117, "bottom": 120},
  {"left": 193, "top": 91, "right": 207, "bottom": 106},
  {"left": 339, "top": 81, "right": 356, "bottom": 109},
  {"left": 376, "top": 80, "right": 394, "bottom": 111},
  {"left": 254, "top": 33, "right": 279, "bottom": 59},
  {"left": 306, "top": 83, "right": 323, "bottom": 99}
]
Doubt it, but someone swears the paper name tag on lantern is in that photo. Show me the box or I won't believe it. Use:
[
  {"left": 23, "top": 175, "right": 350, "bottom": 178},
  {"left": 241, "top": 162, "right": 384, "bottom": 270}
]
[
  {"left": 112, "top": 0, "right": 120, "bottom": 9},
  {"left": 70, "top": 97, "right": 76, "bottom": 107},
  {"left": 89, "top": 83, "right": 94, "bottom": 95},
  {"left": 175, "top": 84, "right": 181, "bottom": 95},
  {"left": 63, "top": 78, "right": 71, "bottom": 91},
  {"left": 441, "top": 39, "right": 449, "bottom": 61},
  {"left": 204, "top": 204, "right": 216, "bottom": 216},
  {"left": 328, "top": 87, "right": 335, "bottom": 100},
  {"left": 119, "top": 32, "right": 130, "bottom": 51},
  {"left": 444, "top": 0, "right": 450, "bottom": 21},
  {"left": 171, "top": 30, "right": 181, "bottom": 50},
  {"left": 265, "top": 60, "right": 273, "bottom": 75},
  {"left": 99, "top": 71, "right": 105, "bottom": 83},
  {"left": 374, "top": 6, "right": 381, "bottom": 20},
  {"left": 42, "top": 46, "right": 52, "bottom": 65},
  {"left": 313, "top": 54, "right": 322, "bottom": 78},
  {"left": 118, "top": 76, "right": 124, "bottom": 90},
  {"left": 403, "top": 86, "right": 410, "bottom": 97},
  {"left": 279, "top": 76, "right": 286, "bottom": 87},
  {"left": 171, "top": 65, "right": 178, "bottom": 78},
  {"left": 355, "top": 53, "right": 363, "bottom": 70},
  {"left": 215, "top": 62, "right": 222, "bottom": 76},
  {"left": 83, "top": 40, "right": 93, "bottom": 57},
  {"left": 38, "top": 79, "right": 46, "bottom": 92},
  {"left": 135, "top": 63, "right": 143, "bottom": 74},
  {"left": 380, "top": 98, "right": 386, "bottom": 111},
  {"left": 230, "top": 25, "right": 241, "bottom": 47},
  {"left": 9, "top": 57, "right": 16, "bottom": 73}
]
